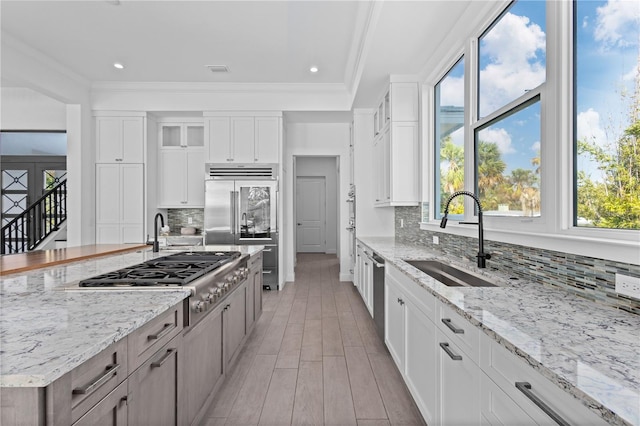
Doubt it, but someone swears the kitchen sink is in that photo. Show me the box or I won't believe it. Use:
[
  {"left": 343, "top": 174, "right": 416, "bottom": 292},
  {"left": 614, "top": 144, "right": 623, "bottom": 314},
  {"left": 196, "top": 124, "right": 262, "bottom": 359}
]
[{"left": 403, "top": 260, "right": 498, "bottom": 288}]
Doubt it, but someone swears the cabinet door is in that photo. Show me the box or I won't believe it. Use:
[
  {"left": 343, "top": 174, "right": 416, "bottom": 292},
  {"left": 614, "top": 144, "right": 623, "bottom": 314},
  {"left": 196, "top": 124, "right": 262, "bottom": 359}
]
[
  {"left": 384, "top": 274, "right": 405, "bottom": 370},
  {"left": 230, "top": 117, "right": 255, "bottom": 163},
  {"left": 72, "top": 380, "right": 128, "bottom": 426},
  {"left": 159, "top": 150, "right": 186, "bottom": 206},
  {"left": 96, "top": 164, "right": 120, "bottom": 225},
  {"left": 253, "top": 268, "right": 263, "bottom": 321},
  {"left": 246, "top": 271, "right": 255, "bottom": 329},
  {"left": 405, "top": 301, "right": 438, "bottom": 425},
  {"left": 225, "top": 283, "right": 247, "bottom": 365},
  {"left": 208, "top": 117, "right": 231, "bottom": 162},
  {"left": 186, "top": 149, "right": 205, "bottom": 206},
  {"left": 128, "top": 337, "right": 182, "bottom": 426},
  {"left": 120, "top": 164, "right": 144, "bottom": 224},
  {"left": 160, "top": 123, "right": 182, "bottom": 147},
  {"left": 185, "top": 124, "right": 205, "bottom": 147},
  {"left": 373, "top": 136, "right": 384, "bottom": 204},
  {"left": 184, "top": 306, "right": 223, "bottom": 425},
  {"left": 390, "top": 122, "right": 418, "bottom": 203},
  {"left": 390, "top": 82, "right": 419, "bottom": 122},
  {"left": 382, "top": 128, "right": 391, "bottom": 202},
  {"left": 481, "top": 373, "right": 536, "bottom": 425},
  {"left": 438, "top": 329, "right": 480, "bottom": 425},
  {"left": 96, "top": 118, "right": 123, "bottom": 163},
  {"left": 254, "top": 117, "right": 279, "bottom": 163},
  {"left": 121, "top": 118, "right": 144, "bottom": 162},
  {"left": 365, "top": 259, "right": 374, "bottom": 316}
]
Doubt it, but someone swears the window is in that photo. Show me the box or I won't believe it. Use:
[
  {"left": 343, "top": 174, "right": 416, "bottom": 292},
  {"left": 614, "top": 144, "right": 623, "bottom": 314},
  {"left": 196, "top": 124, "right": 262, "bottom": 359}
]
[
  {"left": 478, "top": 1, "right": 546, "bottom": 119},
  {"left": 475, "top": 0, "right": 545, "bottom": 218},
  {"left": 574, "top": 0, "right": 640, "bottom": 230},
  {"left": 435, "top": 58, "right": 465, "bottom": 218}
]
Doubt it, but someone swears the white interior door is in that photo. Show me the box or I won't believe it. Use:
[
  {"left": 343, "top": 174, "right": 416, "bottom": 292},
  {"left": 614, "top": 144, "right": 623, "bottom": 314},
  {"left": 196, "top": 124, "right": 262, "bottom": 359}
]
[{"left": 296, "top": 177, "right": 326, "bottom": 253}]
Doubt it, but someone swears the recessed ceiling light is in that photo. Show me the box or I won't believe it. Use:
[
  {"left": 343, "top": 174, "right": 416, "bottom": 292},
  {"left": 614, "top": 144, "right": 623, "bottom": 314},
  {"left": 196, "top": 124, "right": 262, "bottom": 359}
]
[
  {"left": 113, "top": 63, "right": 125, "bottom": 69},
  {"left": 310, "top": 66, "right": 319, "bottom": 73}
]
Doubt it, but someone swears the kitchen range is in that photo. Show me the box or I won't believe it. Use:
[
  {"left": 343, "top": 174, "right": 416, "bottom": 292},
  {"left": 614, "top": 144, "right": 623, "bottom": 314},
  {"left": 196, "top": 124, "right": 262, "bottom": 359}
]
[{"left": 73, "top": 250, "right": 250, "bottom": 326}]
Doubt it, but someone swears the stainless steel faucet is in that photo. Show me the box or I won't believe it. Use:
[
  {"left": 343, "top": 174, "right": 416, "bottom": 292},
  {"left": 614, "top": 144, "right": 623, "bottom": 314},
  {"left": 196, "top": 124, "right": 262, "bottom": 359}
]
[
  {"left": 439, "top": 191, "right": 491, "bottom": 268},
  {"left": 153, "top": 213, "right": 165, "bottom": 253}
]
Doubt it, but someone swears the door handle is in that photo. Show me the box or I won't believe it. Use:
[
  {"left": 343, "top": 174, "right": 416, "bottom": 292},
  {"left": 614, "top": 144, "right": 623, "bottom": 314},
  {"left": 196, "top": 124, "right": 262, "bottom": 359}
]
[{"left": 297, "top": 223, "right": 301, "bottom": 226}]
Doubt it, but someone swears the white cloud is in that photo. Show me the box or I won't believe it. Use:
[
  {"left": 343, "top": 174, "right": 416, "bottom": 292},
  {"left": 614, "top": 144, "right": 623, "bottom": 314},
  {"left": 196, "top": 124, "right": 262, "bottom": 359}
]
[
  {"left": 478, "top": 127, "right": 514, "bottom": 154},
  {"left": 577, "top": 108, "right": 609, "bottom": 147},
  {"left": 622, "top": 64, "right": 639, "bottom": 81},
  {"left": 531, "top": 141, "right": 541, "bottom": 152},
  {"left": 439, "top": 75, "right": 464, "bottom": 107},
  {"left": 594, "top": 0, "right": 640, "bottom": 48},
  {"left": 479, "top": 12, "right": 546, "bottom": 116},
  {"left": 450, "top": 127, "right": 464, "bottom": 147}
]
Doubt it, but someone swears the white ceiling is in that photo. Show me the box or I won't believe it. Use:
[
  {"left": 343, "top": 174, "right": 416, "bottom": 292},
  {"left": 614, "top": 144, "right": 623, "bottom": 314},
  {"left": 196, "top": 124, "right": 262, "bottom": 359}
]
[{"left": 1, "top": 0, "right": 476, "bottom": 110}]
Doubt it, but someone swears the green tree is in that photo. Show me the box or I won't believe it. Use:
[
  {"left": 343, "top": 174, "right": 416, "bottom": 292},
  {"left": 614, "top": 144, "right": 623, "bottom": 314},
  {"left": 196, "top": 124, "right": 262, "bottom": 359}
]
[
  {"left": 477, "top": 141, "right": 506, "bottom": 210},
  {"left": 439, "top": 137, "right": 464, "bottom": 214}
]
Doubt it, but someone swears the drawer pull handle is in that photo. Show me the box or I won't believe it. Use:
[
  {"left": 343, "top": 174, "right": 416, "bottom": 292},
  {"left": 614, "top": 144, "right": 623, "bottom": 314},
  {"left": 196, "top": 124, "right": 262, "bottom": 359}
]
[
  {"left": 439, "top": 342, "right": 462, "bottom": 361},
  {"left": 151, "top": 348, "right": 176, "bottom": 368},
  {"left": 148, "top": 322, "right": 175, "bottom": 341},
  {"left": 72, "top": 363, "right": 120, "bottom": 395},
  {"left": 442, "top": 318, "right": 464, "bottom": 334},
  {"left": 515, "top": 382, "right": 570, "bottom": 426}
]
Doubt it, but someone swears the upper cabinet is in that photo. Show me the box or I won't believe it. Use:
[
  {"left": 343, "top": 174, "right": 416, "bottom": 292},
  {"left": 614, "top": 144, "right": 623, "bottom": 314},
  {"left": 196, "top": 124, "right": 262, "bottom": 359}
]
[
  {"left": 373, "top": 81, "right": 420, "bottom": 207},
  {"left": 205, "top": 113, "right": 281, "bottom": 164},
  {"left": 95, "top": 115, "right": 145, "bottom": 163},
  {"left": 157, "top": 119, "right": 205, "bottom": 208}
]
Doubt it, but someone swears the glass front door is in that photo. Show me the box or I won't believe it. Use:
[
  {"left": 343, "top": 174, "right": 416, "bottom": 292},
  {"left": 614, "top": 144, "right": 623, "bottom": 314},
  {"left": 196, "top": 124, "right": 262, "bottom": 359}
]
[{"left": 236, "top": 181, "right": 277, "bottom": 243}]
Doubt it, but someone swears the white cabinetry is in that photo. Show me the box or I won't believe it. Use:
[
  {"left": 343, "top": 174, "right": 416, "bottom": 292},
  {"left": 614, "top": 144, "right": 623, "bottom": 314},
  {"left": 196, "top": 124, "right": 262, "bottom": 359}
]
[
  {"left": 96, "top": 163, "right": 144, "bottom": 244},
  {"left": 157, "top": 121, "right": 205, "bottom": 208},
  {"left": 383, "top": 261, "right": 607, "bottom": 426},
  {"left": 205, "top": 114, "right": 281, "bottom": 164},
  {"left": 355, "top": 245, "right": 374, "bottom": 317},
  {"left": 95, "top": 116, "right": 144, "bottom": 163},
  {"left": 373, "top": 82, "right": 420, "bottom": 207}
]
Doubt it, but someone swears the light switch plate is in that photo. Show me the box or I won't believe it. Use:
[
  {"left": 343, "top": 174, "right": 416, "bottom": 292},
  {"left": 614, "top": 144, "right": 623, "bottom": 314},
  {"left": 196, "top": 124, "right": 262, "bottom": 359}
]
[
  {"left": 615, "top": 273, "right": 640, "bottom": 299},
  {"left": 433, "top": 236, "right": 439, "bottom": 245}
]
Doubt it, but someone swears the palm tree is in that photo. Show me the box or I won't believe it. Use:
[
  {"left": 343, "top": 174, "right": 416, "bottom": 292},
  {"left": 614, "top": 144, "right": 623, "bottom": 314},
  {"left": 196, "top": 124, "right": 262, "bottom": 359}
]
[{"left": 477, "top": 141, "right": 506, "bottom": 204}]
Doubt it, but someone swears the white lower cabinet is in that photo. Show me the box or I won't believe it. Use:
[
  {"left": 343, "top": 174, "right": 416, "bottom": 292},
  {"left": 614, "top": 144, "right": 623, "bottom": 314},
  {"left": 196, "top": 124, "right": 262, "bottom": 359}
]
[
  {"left": 438, "top": 328, "right": 481, "bottom": 425},
  {"left": 355, "top": 245, "right": 374, "bottom": 317},
  {"left": 383, "top": 262, "right": 606, "bottom": 426}
]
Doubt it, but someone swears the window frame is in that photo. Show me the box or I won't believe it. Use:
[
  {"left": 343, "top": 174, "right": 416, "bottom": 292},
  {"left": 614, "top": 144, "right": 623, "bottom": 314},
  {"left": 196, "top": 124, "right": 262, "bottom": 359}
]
[{"left": 420, "top": 0, "right": 640, "bottom": 265}]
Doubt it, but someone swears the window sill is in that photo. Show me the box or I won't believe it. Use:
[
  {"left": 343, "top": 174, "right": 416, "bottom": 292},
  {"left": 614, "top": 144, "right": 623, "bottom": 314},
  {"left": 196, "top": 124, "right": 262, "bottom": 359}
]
[{"left": 420, "top": 221, "right": 640, "bottom": 265}]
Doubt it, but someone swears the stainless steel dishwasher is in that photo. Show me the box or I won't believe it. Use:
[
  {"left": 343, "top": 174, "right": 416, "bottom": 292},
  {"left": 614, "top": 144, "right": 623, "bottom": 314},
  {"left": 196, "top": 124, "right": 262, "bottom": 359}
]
[{"left": 366, "top": 251, "right": 386, "bottom": 339}]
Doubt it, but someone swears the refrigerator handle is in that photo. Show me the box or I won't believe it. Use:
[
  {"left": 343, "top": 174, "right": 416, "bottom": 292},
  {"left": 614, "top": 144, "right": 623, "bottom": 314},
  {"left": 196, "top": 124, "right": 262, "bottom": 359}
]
[{"left": 230, "top": 191, "right": 235, "bottom": 234}]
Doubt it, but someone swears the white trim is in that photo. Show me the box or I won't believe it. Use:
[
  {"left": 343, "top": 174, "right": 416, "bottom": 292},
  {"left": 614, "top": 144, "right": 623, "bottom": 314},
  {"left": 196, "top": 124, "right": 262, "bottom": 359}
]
[
  {"left": 92, "top": 110, "right": 147, "bottom": 117},
  {"left": 203, "top": 111, "right": 283, "bottom": 117},
  {"left": 421, "top": 221, "right": 640, "bottom": 266},
  {"left": 339, "top": 273, "right": 353, "bottom": 283},
  {"left": 91, "top": 81, "right": 347, "bottom": 94}
]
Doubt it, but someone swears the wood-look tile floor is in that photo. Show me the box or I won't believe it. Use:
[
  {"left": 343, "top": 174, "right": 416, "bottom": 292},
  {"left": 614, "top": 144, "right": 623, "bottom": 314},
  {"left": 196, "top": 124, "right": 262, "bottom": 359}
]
[{"left": 202, "top": 253, "right": 426, "bottom": 426}]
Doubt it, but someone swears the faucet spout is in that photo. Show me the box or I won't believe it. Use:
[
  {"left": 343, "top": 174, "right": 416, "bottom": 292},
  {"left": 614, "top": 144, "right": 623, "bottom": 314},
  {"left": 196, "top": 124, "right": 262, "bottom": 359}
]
[
  {"left": 153, "top": 213, "right": 165, "bottom": 253},
  {"left": 440, "top": 191, "right": 491, "bottom": 268}
]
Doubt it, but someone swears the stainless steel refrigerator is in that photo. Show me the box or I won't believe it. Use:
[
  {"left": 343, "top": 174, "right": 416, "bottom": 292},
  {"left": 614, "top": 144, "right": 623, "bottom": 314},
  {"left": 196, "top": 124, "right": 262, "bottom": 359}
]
[{"left": 204, "top": 164, "right": 278, "bottom": 289}]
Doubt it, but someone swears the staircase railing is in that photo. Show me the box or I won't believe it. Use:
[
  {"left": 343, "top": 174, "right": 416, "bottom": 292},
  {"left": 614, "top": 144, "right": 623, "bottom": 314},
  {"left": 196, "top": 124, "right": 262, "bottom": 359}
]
[{"left": 1, "top": 179, "right": 67, "bottom": 254}]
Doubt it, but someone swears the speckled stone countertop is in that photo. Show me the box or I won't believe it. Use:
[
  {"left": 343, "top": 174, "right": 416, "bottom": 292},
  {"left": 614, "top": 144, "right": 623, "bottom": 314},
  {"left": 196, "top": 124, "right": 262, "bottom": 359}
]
[
  {"left": 0, "top": 245, "right": 263, "bottom": 388},
  {"left": 358, "top": 237, "right": 639, "bottom": 426}
]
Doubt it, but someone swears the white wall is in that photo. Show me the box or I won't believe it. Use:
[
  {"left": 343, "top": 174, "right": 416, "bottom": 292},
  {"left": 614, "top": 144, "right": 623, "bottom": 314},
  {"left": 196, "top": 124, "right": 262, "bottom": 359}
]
[
  {"left": 352, "top": 109, "right": 394, "bottom": 237},
  {"left": 295, "top": 156, "right": 338, "bottom": 254},
  {"left": 2, "top": 35, "right": 94, "bottom": 247},
  {"left": 1, "top": 87, "right": 67, "bottom": 130},
  {"left": 284, "top": 123, "right": 351, "bottom": 283}
]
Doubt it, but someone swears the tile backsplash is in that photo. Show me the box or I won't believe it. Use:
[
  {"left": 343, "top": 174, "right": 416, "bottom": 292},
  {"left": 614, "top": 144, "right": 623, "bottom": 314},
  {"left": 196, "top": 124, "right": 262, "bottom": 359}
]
[
  {"left": 167, "top": 208, "right": 204, "bottom": 234},
  {"left": 395, "top": 206, "right": 640, "bottom": 315}
]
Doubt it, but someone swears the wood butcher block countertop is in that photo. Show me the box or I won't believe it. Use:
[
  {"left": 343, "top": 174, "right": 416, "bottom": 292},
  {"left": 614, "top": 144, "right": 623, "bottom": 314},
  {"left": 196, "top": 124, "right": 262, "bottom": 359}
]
[{"left": 0, "top": 244, "right": 149, "bottom": 276}]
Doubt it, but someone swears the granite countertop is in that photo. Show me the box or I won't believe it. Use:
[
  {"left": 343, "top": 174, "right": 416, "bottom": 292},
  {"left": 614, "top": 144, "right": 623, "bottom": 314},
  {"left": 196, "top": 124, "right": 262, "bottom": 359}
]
[
  {"left": 358, "top": 237, "right": 640, "bottom": 426},
  {"left": 0, "top": 245, "right": 264, "bottom": 388}
]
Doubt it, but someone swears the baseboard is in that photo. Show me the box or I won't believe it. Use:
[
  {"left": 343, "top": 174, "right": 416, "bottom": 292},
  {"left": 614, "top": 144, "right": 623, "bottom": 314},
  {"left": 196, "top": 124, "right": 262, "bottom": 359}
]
[
  {"left": 339, "top": 273, "right": 353, "bottom": 283},
  {"left": 325, "top": 249, "right": 337, "bottom": 254},
  {"left": 286, "top": 273, "right": 295, "bottom": 282}
]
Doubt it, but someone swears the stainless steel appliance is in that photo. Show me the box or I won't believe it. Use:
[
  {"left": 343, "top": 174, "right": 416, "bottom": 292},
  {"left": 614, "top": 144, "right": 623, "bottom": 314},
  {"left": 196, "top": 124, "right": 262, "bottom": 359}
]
[
  {"left": 74, "top": 251, "right": 249, "bottom": 327},
  {"left": 366, "top": 250, "right": 385, "bottom": 339},
  {"left": 204, "top": 163, "right": 278, "bottom": 290},
  {"left": 346, "top": 184, "right": 356, "bottom": 272}
]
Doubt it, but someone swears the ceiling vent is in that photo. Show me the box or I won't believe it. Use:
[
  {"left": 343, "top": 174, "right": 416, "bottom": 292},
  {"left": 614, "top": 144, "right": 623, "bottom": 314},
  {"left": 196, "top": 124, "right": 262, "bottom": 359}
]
[{"left": 206, "top": 65, "right": 229, "bottom": 73}]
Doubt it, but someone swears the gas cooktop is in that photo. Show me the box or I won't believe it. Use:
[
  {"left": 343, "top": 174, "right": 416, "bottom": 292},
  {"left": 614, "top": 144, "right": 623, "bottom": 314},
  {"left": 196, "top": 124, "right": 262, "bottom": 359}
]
[{"left": 78, "top": 251, "right": 241, "bottom": 287}]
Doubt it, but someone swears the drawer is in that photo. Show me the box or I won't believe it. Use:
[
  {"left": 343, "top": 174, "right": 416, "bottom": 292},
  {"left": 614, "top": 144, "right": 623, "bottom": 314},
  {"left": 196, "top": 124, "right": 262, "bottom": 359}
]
[
  {"left": 249, "top": 252, "right": 262, "bottom": 270},
  {"left": 128, "top": 302, "right": 183, "bottom": 371},
  {"left": 437, "top": 302, "right": 480, "bottom": 363},
  {"left": 70, "top": 338, "right": 128, "bottom": 423},
  {"left": 72, "top": 379, "right": 128, "bottom": 426},
  {"left": 481, "top": 337, "right": 607, "bottom": 425},
  {"left": 481, "top": 372, "right": 536, "bottom": 425}
]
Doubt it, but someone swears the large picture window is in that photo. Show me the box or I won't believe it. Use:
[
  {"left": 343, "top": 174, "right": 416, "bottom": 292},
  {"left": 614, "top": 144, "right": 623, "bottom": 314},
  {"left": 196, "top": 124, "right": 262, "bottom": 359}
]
[{"left": 574, "top": 0, "right": 640, "bottom": 230}]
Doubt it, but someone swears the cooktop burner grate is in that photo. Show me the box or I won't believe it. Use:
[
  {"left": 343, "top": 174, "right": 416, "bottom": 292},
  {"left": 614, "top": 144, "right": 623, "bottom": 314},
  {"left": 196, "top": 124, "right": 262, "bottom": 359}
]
[{"left": 78, "top": 251, "right": 241, "bottom": 287}]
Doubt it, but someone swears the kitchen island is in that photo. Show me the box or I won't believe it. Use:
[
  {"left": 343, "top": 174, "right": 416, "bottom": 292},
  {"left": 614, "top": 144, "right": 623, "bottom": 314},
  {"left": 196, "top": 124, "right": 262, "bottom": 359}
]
[
  {"left": 357, "top": 237, "right": 639, "bottom": 426},
  {"left": 0, "top": 244, "right": 263, "bottom": 425}
]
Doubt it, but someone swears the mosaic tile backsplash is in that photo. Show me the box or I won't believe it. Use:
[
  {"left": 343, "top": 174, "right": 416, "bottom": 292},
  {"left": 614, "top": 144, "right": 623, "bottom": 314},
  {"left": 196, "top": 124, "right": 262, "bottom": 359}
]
[
  {"left": 395, "top": 206, "right": 640, "bottom": 315},
  {"left": 167, "top": 208, "right": 204, "bottom": 234}
]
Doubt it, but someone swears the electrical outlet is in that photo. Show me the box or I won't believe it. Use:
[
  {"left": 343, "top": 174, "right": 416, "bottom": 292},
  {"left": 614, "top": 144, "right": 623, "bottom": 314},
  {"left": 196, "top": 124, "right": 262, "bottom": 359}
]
[
  {"left": 615, "top": 273, "right": 640, "bottom": 299},
  {"left": 188, "top": 217, "right": 193, "bottom": 224},
  {"left": 400, "top": 219, "right": 404, "bottom": 228},
  {"left": 433, "top": 236, "right": 439, "bottom": 245}
]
